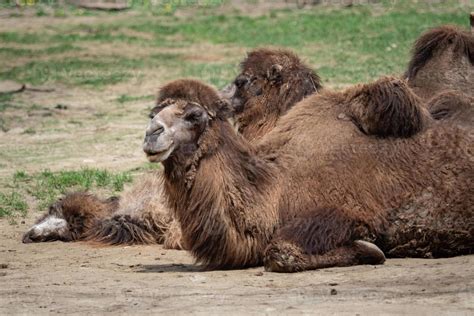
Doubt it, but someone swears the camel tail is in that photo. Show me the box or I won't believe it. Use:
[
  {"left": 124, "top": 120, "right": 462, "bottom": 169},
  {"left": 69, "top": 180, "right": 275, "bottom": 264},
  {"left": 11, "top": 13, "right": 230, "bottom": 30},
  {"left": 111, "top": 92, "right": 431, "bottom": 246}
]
[{"left": 85, "top": 214, "right": 167, "bottom": 245}]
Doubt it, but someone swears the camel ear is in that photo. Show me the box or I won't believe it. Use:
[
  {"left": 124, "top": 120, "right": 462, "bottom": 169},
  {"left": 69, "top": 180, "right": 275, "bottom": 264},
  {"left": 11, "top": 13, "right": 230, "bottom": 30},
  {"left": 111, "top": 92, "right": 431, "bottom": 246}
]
[{"left": 267, "top": 64, "right": 283, "bottom": 82}]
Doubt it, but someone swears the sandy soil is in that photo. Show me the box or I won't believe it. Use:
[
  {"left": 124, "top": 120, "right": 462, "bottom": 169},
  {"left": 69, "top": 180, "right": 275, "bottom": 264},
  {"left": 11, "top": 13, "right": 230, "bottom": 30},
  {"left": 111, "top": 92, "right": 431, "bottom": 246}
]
[{"left": 1, "top": 213, "right": 473, "bottom": 315}]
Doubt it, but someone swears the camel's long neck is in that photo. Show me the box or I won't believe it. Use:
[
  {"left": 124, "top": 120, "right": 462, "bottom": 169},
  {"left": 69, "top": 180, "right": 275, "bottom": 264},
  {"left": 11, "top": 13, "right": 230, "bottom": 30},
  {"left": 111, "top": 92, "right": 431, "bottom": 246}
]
[
  {"left": 236, "top": 99, "right": 281, "bottom": 142},
  {"left": 163, "top": 120, "right": 278, "bottom": 269}
]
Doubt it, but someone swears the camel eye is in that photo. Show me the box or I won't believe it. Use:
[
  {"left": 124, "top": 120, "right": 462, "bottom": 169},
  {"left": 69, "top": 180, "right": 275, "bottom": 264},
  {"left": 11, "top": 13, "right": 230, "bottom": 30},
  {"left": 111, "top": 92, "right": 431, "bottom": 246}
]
[{"left": 184, "top": 110, "right": 203, "bottom": 123}]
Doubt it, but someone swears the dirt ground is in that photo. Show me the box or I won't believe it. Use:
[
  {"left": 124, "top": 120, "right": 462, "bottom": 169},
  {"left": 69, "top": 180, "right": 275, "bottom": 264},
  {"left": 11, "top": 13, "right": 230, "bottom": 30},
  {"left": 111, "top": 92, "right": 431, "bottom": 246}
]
[{"left": 0, "top": 213, "right": 473, "bottom": 315}]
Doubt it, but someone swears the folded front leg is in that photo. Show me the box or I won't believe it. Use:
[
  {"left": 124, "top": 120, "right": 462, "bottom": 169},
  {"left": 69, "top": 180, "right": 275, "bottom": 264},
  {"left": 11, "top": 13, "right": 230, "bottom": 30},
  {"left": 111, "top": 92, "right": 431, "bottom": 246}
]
[{"left": 263, "top": 207, "right": 386, "bottom": 273}]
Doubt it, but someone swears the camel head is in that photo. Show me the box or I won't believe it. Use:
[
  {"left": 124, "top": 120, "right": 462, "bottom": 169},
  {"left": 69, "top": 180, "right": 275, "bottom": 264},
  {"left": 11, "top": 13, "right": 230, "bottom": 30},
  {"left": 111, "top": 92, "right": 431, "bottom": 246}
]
[
  {"left": 23, "top": 192, "right": 119, "bottom": 243},
  {"left": 220, "top": 48, "right": 322, "bottom": 139},
  {"left": 23, "top": 200, "right": 72, "bottom": 243},
  {"left": 144, "top": 98, "right": 210, "bottom": 163},
  {"left": 144, "top": 79, "right": 227, "bottom": 163}
]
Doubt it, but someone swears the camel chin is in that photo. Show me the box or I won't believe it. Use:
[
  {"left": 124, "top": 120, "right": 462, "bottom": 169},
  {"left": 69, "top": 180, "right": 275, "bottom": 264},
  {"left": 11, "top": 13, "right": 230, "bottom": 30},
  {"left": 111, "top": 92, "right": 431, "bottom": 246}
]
[{"left": 145, "top": 146, "right": 174, "bottom": 163}]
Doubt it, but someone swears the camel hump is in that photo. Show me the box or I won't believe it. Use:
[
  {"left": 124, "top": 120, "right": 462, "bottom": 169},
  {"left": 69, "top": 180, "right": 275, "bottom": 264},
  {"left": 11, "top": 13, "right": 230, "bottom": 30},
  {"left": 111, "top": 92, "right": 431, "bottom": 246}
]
[{"left": 347, "top": 77, "right": 426, "bottom": 138}]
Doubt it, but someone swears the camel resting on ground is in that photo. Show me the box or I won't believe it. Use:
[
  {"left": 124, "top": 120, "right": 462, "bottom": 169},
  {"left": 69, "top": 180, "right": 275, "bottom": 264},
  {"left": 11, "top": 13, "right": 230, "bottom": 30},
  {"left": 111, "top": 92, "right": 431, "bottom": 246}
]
[
  {"left": 142, "top": 78, "right": 473, "bottom": 272},
  {"left": 22, "top": 48, "right": 322, "bottom": 247}
]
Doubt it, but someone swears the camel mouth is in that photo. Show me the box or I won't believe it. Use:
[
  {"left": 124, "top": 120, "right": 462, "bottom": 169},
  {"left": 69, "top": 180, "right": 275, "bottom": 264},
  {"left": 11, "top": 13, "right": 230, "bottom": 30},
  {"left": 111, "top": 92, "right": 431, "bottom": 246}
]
[{"left": 145, "top": 146, "right": 174, "bottom": 163}]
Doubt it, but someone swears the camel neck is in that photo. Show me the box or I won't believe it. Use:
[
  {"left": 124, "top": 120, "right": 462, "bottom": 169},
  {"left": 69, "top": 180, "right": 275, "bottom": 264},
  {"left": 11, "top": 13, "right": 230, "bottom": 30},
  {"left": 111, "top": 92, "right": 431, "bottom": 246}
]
[{"left": 163, "top": 119, "right": 277, "bottom": 268}]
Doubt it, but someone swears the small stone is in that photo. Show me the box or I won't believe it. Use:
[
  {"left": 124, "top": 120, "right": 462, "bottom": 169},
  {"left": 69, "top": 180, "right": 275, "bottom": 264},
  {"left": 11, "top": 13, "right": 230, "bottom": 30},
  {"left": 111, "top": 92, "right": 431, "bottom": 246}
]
[
  {"left": 0, "top": 263, "right": 8, "bottom": 269},
  {"left": 330, "top": 289, "right": 338, "bottom": 295},
  {"left": 329, "top": 282, "right": 338, "bottom": 286},
  {"left": 255, "top": 271, "right": 264, "bottom": 276}
]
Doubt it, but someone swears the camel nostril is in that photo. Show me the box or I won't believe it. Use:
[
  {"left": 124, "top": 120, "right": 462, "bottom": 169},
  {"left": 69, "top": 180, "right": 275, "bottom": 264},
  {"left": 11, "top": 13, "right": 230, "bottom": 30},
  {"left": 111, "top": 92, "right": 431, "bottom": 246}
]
[
  {"left": 146, "top": 123, "right": 164, "bottom": 137},
  {"left": 153, "top": 126, "right": 164, "bottom": 135}
]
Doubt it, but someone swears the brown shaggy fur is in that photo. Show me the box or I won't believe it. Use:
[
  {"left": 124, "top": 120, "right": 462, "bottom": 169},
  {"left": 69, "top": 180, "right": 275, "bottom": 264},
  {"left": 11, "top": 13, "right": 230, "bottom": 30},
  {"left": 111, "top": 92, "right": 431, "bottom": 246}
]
[
  {"left": 23, "top": 49, "right": 323, "bottom": 247},
  {"left": 146, "top": 78, "right": 473, "bottom": 272},
  {"left": 405, "top": 25, "right": 474, "bottom": 100}
]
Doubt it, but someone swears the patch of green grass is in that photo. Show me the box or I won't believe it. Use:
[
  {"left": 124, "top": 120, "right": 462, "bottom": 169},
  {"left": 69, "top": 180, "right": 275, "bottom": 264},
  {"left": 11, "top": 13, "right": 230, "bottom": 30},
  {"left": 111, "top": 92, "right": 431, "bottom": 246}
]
[
  {"left": 0, "top": 191, "right": 28, "bottom": 218},
  {"left": 0, "top": 58, "right": 132, "bottom": 87},
  {"left": 6, "top": 2, "right": 468, "bottom": 87},
  {"left": 0, "top": 168, "right": 134, "bottom": 216},
  {"left": 161, "top": 5, "right": 468, "bottom": 83},
  {"left": 116, "top": 94, "right": 155, "bottom": 104},
  {"left": 0, "top": 32, "right": 47, "bottom": 44}
]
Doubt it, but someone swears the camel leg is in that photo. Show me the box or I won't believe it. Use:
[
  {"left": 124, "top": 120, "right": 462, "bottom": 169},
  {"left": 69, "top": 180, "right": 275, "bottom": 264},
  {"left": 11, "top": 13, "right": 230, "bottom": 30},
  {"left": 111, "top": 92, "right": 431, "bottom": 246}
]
[
  {"left": 264, "top": 239, "right": 385, "bottom": 273},
  {"left": 263, "top": 207, "right": 386, "bottom": 273}
]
